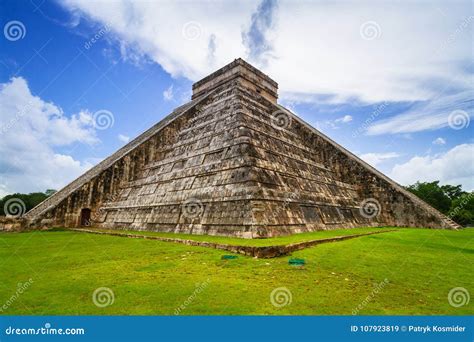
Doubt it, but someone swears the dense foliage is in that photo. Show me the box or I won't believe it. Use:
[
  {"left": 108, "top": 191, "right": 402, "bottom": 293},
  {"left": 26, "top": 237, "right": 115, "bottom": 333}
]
[{"left": 406, "top": 181, "right": 473, "bottom": 226}]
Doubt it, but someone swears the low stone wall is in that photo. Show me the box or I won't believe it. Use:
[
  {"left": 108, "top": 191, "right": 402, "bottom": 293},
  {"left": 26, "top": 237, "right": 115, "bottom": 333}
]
[
  {"left": 70, "top": 228, "right": 397, "bottom": 258},
  {"left": 0, "top": 217, "right": 27, "bottom": 232}
]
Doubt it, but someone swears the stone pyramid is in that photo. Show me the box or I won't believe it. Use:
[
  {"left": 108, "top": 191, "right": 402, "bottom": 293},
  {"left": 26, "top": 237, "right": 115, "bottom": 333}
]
[{"left": 25, "top": 58, "right": 460, "bottom": 237}]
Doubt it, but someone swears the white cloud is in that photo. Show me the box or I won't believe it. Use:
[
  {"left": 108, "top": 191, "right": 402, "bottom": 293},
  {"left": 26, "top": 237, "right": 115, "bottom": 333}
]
[
  {"left": 359, "top": 152, "right": 400, "bottom": 167},
  {"left": 241, "top": 0, "right": 278, "bottom": 67},
  {"left": 390, "top": 144, "right": 474, "bottom": 191},
  {"left": 118, "top": 134, "right": 130, "bottom": 143},
  {"left": 60, "top": 0, "right": 472, "bottom": 104},
  {"left": 163, "top": 84, "right": 174, "bottom": 101},
  {"left": 335, "top": 115, "right": 353, "bottom": 123},
  {"left": 323, "top": 114, "right": 353, "bottom": 130},
  {"left": 366, "top": 90, "right": 473, "bottom": 135},
  {"left": 0, "top": 77, "right": 97, "bottom": 196},
  {"left": 433, "top": 137, "right": 446, "bottom": 145}
]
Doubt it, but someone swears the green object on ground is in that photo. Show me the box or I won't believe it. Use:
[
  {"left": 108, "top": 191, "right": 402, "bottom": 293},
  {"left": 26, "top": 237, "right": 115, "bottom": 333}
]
[
  {"left": 289, "top": 258, "right": 305, "bottom": 266},
  {"left": 221, "top": 255, "right": 238, "bottom": 260}
]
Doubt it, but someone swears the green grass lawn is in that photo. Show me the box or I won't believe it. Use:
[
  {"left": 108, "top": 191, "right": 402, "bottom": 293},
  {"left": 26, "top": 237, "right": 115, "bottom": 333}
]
[
  {"left": 0, "top": 228, "right": 472, "bottom": 315},
  {"left": 72, "top": 226, "right": 394, "bottom": 246}
]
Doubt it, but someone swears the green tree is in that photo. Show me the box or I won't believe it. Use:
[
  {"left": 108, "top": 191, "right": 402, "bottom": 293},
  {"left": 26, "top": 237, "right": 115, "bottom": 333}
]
[
  {"left": 449, "top": 193, "right": 474, "bottom": 227},
  {"left": 406, "top": 181, "right": 473, "bottom": 226},
  {"left": 45, "top": 189, "right": 57, "bottom": 197},
  {"left": 440, "top": 184, "right": 466, "bottom": 200},
  {"left": 405, "top": 181, "right": 452, "bottom": 214}
]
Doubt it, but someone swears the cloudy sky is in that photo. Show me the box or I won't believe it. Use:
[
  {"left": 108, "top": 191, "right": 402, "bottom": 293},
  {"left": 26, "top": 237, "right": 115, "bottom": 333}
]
[{"left": 0, "top": 0, "right": 473, "bottom": 197}]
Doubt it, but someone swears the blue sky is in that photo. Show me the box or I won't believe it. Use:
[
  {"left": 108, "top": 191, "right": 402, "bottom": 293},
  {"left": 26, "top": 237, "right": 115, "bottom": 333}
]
[{"left": 0, "top": 0, "right": 472, "bottom": 196}]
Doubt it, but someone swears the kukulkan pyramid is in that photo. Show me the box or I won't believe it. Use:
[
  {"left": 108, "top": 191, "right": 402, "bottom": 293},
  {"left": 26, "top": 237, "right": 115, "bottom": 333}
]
[{"left": 24, "top": 59, "right": 460, "bottom": 237}]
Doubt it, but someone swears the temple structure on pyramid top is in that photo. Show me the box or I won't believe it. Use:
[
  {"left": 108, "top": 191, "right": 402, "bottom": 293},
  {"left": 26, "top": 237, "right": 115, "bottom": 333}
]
[{"left": 24, "top": 58, "right": 460, "bottom": 237}]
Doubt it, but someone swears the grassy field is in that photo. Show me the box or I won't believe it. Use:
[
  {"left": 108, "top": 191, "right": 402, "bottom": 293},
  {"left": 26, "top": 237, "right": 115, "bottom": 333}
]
[
  {"left": 0, "top": 228, "right": 472, "bottom": 315},
  {"left": 72, "top": 226, "right": 393, "bottom": 246}
]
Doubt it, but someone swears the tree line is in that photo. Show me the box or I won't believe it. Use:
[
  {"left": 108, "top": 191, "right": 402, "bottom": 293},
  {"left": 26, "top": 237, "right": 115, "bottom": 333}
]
[{"left": 405, "top": 181, "right": 473, "bottom": 227}]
